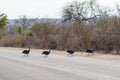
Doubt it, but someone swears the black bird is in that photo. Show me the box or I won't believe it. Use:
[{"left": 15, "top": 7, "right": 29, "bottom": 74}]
[
  {"left": 67, "top": 49, "right": 75, "bottom": 56},
  {"left": 22, "top": 47, "right": 30, "bottom": 56},
  {"left": 86, "top": 49, "right": 94, "bottom": 56},
  {"left": 42, "top": 50, "right": 51, "bottom": 57}
]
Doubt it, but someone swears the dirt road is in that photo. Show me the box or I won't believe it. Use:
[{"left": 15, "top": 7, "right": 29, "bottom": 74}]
[{"left": 0, "top": 48, "right": 120, "bottom": 80}]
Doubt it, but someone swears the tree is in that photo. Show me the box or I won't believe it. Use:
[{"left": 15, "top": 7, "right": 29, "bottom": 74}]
[
  {"left": 116, "top": 4, "right": 120, "bottom": 17},
  {"left": 0, "top": 13, "right": 7, "bottom": 29},
  {"left": 13, "top": 26, "right": 24, "bottom": 34},
  {"left": 19, "top": 15, "right": 30, "bottom": 30},
  {"left": 18, "top": 15, "right": 38, "bottom": 30},
  {"left": 31, "top": 22, "right": 54, "bottom": 48},
  {"left": 62, "top": 0, "right": 100, "bottom": 23},
  {"left": 0, "top": 13, "right": 8, "bottom": 38},
  {"left": 62, "top": 0, "right": 101, "bottom": 50}
]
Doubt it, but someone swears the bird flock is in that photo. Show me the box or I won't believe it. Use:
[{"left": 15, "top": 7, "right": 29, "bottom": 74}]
[{"left": 22, "top": 47, "right": 94, "bottom": 57}]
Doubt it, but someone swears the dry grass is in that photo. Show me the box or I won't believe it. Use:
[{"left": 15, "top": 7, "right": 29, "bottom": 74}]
[
  {"left": 51, "top": 50, "right": 120, "bottom": 60},
  {"left": 75, "top": 52, "right": 120, "bottom": 60}
]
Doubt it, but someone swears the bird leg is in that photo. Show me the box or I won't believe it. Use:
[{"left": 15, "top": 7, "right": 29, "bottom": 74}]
[
  {"left": 71, "top": 54, "right": 73, "bottom": 56},
  {"left": 88, "top": 53, "right": 94, "bottom": 56},
  {"left": 24, "top": 54, "right": 26, "bottom": 57}
]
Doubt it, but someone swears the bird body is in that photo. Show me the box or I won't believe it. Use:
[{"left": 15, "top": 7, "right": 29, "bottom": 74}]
[
  {"left": 22, "top": 47, "right": 30, "bottom": 56},
  {"left": 67, "top": 49, "right": 75, "bottom": 56},
  {"left": 22, "top": 50, "right": 30, "bottom": 54},
  {"left": 42, "top": 50, "right": 51, "bottom": 57},
  {"left": 86, "top": 49, "right": 94, "bottom": 56}
]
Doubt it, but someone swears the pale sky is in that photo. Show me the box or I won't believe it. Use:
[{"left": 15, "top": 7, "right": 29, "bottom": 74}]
[{"left": 0, "top": 0, "right": 120, "bottom": 19}]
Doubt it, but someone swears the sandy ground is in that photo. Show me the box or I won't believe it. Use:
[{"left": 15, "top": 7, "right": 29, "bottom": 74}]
[{"left": 0, "top": 47, "right": 120, "bottom": 80}]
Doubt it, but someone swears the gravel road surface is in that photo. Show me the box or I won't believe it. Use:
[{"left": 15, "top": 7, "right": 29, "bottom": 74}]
[{"left": 0, "top": 48, "right": 120, "bottom": 80}]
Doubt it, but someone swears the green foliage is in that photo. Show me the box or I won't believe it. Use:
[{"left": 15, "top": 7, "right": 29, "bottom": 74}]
[
  {"left": 0, "top": 13, "right": 8, "bottom": 39},
  {"left": 13, "top": 26, "right": 24, "bottom": 34},
  {"left": 27, "top": 31, "right": 33, "bottom": 37},
  {"left": 0, "top": 13, "right": 8, "bottom": 29}
]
